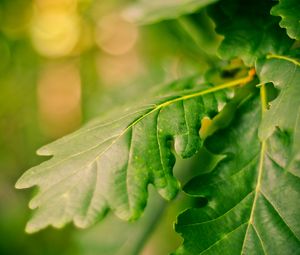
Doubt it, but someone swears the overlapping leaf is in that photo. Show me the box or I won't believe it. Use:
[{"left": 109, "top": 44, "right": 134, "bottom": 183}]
[
  {"left": 257, "top": 54, "right": 300, "bottom": 139},
  {"left": 15, "top": 76, "right": 239, "bottom": 233},
  {"left": 175, "top": 94, "right": 300, "bottom": 254},
  {"left": 257, "top": 54, "right": 300, "bottom": 175},
  {"left": 271, "top": 0, "right": 300, "bottom": 40},
  {"left": 209, "top": 0, "right": 293, "bottom": 65},
  {"left": 123, "top": 0, "right": 218, "bottom": 25}
]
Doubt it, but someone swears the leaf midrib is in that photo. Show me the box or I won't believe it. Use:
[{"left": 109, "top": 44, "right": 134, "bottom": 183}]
[
  {"left": 240, "top": 84, "right": 268, "bottom": 254},
  {"left": 240, "top": 141, "right": 266, "bottom": 255},
  {"left": 241, "top": 57, "right": 300, "bottom": 253},
  {"left": 81, "top": 75, "right": 254, "bottom": 171}
]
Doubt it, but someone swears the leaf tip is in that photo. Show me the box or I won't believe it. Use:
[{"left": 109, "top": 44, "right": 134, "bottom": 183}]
[
  {"left": 15, "top": 172, "right": 34, "bottom": 189},
  {"left": 36, "top": 146, "right": 52, "bottom": 156},
  {"left": 28, "top": 199, "right": 38, "bottom": 210},
  {"left": 25, "top": 222, "right": 39, "bottom": 234},
  {"left": 15, "top": 178, "right": 27, "bottom": 189}
]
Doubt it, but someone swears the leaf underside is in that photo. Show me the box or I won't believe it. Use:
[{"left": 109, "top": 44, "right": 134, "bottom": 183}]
[
  {"left": 209, "top": 0, "right": 293, "bottom": 65},
  {"left": 175, "top": 94, "right": 300, "bottom": 254},
  {"left": 15, "top": 76, "right": 231, "bottom": 233},
  {"left": 124, "top": 0, "right": 218, "bottom": 25}
]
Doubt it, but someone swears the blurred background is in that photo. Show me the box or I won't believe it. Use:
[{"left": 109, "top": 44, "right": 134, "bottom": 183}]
[{"left": 0, "top": 0, "right": 220, "bottom": 254}]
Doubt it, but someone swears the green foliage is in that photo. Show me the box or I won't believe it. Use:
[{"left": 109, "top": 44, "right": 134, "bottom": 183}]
[
  {"left": 15, "top": 0, "right": 300, "bottom": 254},
  {"left": 175, "top": 94, "right": 300, "bottom": 254},
  {"left": 209, "top": 0, "right": 293, "bottom": 65},
  {"left": 16, "top": 76, "right": 234, "bottom": 233},
  {"left": 257, "top": 54, "right": 300, "bottom": 181},
  {"left": 271, "top": 0, "right": 300, "bottom": 40},
  {"left": 257, "top": 54, "right": 300, "bottom": 140}
]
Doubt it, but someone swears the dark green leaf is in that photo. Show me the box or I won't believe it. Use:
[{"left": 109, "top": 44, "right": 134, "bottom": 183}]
[
  {"left": 175, "top": 94, "right": 300, "bottom": 254},
  {"left": 209, "top": 0, "right": 293, "bottom": 65},
  {"left": 271, "top": 0, "right": 300, "bottom": 40}
]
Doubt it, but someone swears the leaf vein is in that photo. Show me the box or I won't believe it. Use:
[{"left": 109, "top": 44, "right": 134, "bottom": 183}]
[
  {"left": 179, "top": 190, "right": 254, "bottom": 227},
  {"left": 252, "top": 223, "right": 268, "bottom": 255},
  {"left": 260, "top": 191, "right": 300, "bottom": 242},
  {"left": 199, "top": 222, "right": 248, "bottom": 255}
]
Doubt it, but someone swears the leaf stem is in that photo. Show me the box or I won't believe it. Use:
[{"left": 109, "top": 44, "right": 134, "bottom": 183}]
[
  {"left": 267, "top": 54, "right": 300, "bottom": 67},
  {"left": 123, "top": 69, "right": 256, "bottom": 137},
  {"left": 160, "top": 68, "right": 256, "bottom": 107},
  {"left": 260, "top": 84, "right": 268, "bottom": 113}
]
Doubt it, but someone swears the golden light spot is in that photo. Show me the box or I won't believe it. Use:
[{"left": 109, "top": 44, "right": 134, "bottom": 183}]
[
  {"left": 96, "top": 50, "right": 144, "bottom": 86},
  {"left": 37, "top": 63, "right": 81, "bottom": 138},
  {"left": 30, "top": 10, "right": 80, "bottom": 58},
  {"left": 95, "top": 13, "right": 138, "bottom": 56}
]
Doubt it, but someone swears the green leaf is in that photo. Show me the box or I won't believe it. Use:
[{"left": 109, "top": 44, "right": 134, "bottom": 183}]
[
  {"left": 257, "top": 54, "right": 300, "bottom": 176},
  {"left": 271, "top": 0, "right": 300, "bottom": 40},
  {"left": 175, "top": 94, "right": 300, "bottom": 254},
  {"left": 123, "top": 0, "right": 219, "bottom": 25},
  {"left": 257, "top": 54, "right": 300, "bottom": 139},
  {"left": 16, "top": 75, "right": 247, "bottom": 233},
  {"left": 209, "top": 0, "right": 293, "bottom": 65}
]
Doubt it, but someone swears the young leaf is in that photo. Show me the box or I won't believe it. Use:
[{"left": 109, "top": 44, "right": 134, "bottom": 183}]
[
  {"left": 209, "top": 0, "right": 293, "bottom": 65},
  {"left": 271, "top": 0, "right": 300, "bottom": 40},
  {"left": 123, "top": 0, "right": 219, "bottom": 25},
  {"left": 175, "top": 93, "right": 300, "bottom": 254},
  {"left": 15, "top": 75, "right": 251, "bottom": 233}
]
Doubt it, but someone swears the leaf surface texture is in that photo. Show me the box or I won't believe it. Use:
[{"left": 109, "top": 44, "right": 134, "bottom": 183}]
[
  {"left": 209, "top": 0, "right": 293, "bottom": 65},
  {"left": 16, "top": 76, "right": 232, "bottom": 233},
  {"left": 271, "top": 0, "right": 300, "bottom": 40},
  {"left": 175, "top": 93, "right": 300, "bottom": 254}
]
